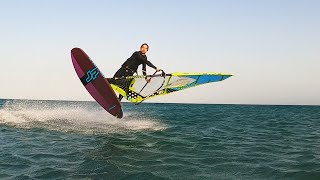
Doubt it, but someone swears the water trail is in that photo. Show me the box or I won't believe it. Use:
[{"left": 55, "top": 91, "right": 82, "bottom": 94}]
[{"left": 0, "top": 100, "right": 167, "bottom": 134}]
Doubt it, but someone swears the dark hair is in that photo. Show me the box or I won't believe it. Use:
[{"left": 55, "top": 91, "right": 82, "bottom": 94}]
[{"left": 140, "top": 43, "right": 149, "bottom": 51}]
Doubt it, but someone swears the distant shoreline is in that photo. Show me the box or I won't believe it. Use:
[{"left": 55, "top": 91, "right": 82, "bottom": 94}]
[{"left": 1, "top": 98, "right": 319, "bottom": 107}]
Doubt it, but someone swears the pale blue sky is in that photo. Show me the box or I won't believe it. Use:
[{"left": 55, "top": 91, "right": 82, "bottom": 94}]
[{"left": 0, "top": 0, "right": 319, "bottom": 105}]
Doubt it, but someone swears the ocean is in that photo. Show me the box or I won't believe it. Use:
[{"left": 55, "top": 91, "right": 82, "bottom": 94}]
[{"left": 0, "top": 99, "right": 319, "bottom": 179}]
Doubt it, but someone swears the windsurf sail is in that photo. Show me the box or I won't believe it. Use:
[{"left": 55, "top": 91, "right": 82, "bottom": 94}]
[{"left": 109, "top": 72, "right": 233, "bottom": 104}]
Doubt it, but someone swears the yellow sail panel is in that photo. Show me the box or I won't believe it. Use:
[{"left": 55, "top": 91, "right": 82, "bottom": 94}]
[{"left": 109, "top": 72, "right": 233, "bottom": 104}]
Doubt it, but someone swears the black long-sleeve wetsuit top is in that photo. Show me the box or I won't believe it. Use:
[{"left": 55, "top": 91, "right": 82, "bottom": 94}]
[{"left": 121, "top": 51, "right": 157, "bottom": 76}]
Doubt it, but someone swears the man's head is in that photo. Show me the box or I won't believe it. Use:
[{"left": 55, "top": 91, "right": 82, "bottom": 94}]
[{"left": 140, "top": 43, "right": 149, "bottom": 55}]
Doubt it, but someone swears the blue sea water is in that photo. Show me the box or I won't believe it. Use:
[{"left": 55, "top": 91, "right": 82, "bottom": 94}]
[{"left": 0, "top": 99, "right": 320, "bottom": 179}]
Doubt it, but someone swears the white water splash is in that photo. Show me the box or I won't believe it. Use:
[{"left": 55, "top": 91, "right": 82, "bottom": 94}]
[{"left": 0, "top": 100, "right": 167, "bottom": 134}]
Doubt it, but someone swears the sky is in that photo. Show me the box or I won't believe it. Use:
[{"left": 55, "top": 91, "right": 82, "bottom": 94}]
[{"left": 0, "top": 0, "right": 319, "bottom": 105}]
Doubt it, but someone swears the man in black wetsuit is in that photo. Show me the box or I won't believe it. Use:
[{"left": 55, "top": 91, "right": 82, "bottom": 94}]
[{"left": 111, "top": 43, "right": 161, "bottom": 101}]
